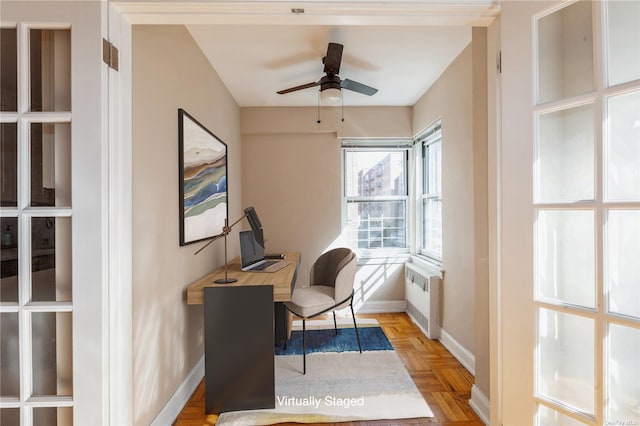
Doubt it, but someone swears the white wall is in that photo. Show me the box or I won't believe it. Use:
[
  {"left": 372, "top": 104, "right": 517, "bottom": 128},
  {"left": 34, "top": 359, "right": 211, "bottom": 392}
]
[
  {"left": 131, "top": 25, "right": 241, "bottom": 426},
  {"left": 487, "top": 15, "right": 501, "bottom": 421}
]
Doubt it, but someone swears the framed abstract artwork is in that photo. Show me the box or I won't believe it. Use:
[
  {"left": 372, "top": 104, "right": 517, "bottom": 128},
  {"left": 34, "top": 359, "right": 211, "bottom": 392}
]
[{"left": 178, "top": 108, "right": 228, "bottom": 245}]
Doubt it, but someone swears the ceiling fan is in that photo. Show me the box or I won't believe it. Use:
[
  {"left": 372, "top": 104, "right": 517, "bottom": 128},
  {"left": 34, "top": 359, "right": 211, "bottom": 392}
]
[{"left": 276, "top": 42, "right": 378, "bottom": 103}]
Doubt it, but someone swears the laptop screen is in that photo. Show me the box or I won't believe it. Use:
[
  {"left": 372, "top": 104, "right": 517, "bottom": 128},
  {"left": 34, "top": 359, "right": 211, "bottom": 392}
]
[{"left": 239, "top": 229, "right": 265, "bottom": 268}]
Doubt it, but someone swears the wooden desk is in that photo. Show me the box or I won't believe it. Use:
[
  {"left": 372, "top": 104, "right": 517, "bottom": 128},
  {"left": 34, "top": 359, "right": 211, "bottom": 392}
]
[
  {"left": 186, "top": 252, "right": 300, "bottom": 414},
  {"left": 187, "top": 251, "right": 300, "bottom": 305}
]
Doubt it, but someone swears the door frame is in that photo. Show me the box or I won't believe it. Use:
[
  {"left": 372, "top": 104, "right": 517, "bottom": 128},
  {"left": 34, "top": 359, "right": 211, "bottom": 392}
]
[{"left": 106, "top": 2, "right": 503, "bottom": 425}]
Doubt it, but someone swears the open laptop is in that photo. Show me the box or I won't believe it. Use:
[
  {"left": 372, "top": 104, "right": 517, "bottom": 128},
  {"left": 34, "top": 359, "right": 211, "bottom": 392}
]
[{"left": 239, "top": 229, "right": 290, "bottom": 273}]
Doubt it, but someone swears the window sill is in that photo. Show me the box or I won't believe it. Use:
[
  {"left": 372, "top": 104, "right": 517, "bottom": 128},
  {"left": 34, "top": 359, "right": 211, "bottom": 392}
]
[
  {"left": 354, "top": 251, "right": 411, "bottom": 266},
  {"left": 409, "top": 254, "right": 444, "bottom": 279}
]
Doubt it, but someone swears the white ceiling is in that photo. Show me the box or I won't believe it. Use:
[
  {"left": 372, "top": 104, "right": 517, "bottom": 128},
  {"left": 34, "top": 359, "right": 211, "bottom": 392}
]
[
  {"left": 187, "top": 24, "right": 472, "bottom": 107},
  {"left": 115, "top": 1, "right": 500, "bottom": 108}
]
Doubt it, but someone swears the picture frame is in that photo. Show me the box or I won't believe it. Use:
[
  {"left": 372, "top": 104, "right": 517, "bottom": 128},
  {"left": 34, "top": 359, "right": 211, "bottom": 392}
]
[{"left": 178, "top": 108, "right": 228, "bottom": 246}]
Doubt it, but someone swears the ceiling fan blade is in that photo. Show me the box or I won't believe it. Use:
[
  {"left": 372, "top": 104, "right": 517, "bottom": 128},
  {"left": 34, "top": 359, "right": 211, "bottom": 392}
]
[
  {"left": 277, "top": 81, "right": 320, "bottom": 94},
  {"left": 323, "top": 43, "right": 343, "bottom": 75},
  {"left": 341, "top": 79, "right": 378, "bottom": 96}
]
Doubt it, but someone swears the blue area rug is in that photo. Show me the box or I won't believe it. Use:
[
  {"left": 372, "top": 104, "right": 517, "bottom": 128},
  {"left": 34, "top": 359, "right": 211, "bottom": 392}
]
[{"left": 275, "top": 326, "right": 393, "bottom": 355}]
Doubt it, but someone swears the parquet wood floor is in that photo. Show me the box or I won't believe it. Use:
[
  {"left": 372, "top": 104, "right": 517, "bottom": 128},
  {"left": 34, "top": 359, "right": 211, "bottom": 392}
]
[{"left": 173, "top": 312, "right": 484, "bottom": 426}]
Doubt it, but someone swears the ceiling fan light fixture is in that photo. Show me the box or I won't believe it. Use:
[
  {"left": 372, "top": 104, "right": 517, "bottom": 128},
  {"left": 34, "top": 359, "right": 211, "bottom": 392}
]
[{"left": 321, "top": 87, "right": 341, "bottom": 104}]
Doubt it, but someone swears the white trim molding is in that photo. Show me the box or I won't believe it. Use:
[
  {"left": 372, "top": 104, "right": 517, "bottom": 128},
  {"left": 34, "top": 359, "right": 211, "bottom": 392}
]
[
  {"left": 469, "top": 384, "right": 490, "bottom": 425},
  {"left": 357, "top": 300, "right": 407, "bottom": 314},
  {"left": 107, "top": 4, "right": 134, "bottom": 425},
  {"left": 111, "top": 1, "right": 500, "bottom": 26},
  {"left": 150, "top": 356, "right": 205, "bottom": 426},
  {"left": 438, "top": 328, "right": 475, "bottom": 376}
]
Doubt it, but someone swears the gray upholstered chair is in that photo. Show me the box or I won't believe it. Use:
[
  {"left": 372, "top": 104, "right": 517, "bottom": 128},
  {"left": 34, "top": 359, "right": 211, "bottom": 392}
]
[{"left": 284, "top": 247, "right": 362, "bottom": 374}]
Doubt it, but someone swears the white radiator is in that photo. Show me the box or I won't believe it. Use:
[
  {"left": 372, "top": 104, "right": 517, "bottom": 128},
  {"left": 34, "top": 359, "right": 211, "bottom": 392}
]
[{"left": 405, "top": 262, "right": 441, "bottom": 339}]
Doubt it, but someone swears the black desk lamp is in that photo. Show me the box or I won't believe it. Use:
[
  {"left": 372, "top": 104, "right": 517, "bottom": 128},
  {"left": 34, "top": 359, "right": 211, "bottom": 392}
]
[{"left": 195, "top": 206, "right": 262, "bottom": 283}]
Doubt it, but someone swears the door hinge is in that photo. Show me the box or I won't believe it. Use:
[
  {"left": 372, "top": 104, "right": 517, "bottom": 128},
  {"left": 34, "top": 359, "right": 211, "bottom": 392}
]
[
  {"left": 102, "top": 39, "right": 119, "bottom": 71},
  {"left": 497, "top": 50, "right": 502, "bottom": 75}
]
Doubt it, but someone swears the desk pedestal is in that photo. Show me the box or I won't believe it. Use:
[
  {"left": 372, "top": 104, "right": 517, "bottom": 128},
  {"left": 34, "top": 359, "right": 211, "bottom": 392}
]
[
  {"left": 204, "top": 286, "right": 275, "bottom": 413},
  {"left": 274, "top": 302, "right": 289, "bottom": 347}
]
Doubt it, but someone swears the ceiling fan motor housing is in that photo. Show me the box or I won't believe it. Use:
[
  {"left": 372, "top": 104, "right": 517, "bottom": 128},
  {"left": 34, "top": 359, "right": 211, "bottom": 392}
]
[{"left": 320, "top": 75, "right": 342, "bottom": 92}]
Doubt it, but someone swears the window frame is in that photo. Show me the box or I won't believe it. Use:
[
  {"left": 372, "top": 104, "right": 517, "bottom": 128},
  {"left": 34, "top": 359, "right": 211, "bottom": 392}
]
[
  {"left": 417, "top": 121, "right": 443, "bottom": 263},
  {"left": 341, "top": 142, "right": 411, "bottom": 258}
]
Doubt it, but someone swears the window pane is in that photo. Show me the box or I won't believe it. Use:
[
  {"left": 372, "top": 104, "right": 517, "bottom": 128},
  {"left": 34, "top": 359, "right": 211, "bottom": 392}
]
[
  {"left": 536, "top": 210, "right": 595, "bottom": 309},
  {"left": 345, "top": 151, "right": 407, "bottom": 197},
  {"left": 1, "top": 217, "right": 18, "bottom": 303},
  {"left": 606, "top": 1, "right": 640, "bottom": 86},
  {"left": 537, "top": 308, "right": 595, "bottom": 414},
  {"left": 537, "top": 405, "right": 588, "bottom": 426},
  {"left": 33, "top": 407, "right": 73, "bottom": 426},
  {"left": 0, "top": 312, "right": 20, "bottom": 397},
  {"left": 0, "top": 409, "right": 19, "bottom": 426},
  {"left": 30, "top": 123, "right": 72, "bottom": 207},
  {"left": 1, "top": 122, "right": 18, "bottom": 207},
  {"left": 607, "top": 324, "right": 640, "bottom": 424},
  {"left": 537, "top": 1, "right": 594, "bottom": 104},
  {"left": 424, "top": 141, "right": 441, "bottom": 195},
  {"left": 31, "top": 217, "right": 72, "bottom": 302},
  {"left": 346, "top": 200, "right": 406, "bottom": 249},
  {"left": 30, "top": 29, "right": 71, "bottom": 112},
  {"left": 606, "top": 210, "right": 640, "bottom": 319},
  {"left": 1, "top": 28, "right": 17, "bottom": 111},
  {"left": 32, "top": 312, "right": 72, "bottom": 396},
  {"left": 537, "top": 104, "right": 595, "bottom": 203},
  {"left": 605, "top": 90, "right": 640, "bottom": 202},
  {"left": 422, "top": 198, "right": 442, "bottom": 258}
]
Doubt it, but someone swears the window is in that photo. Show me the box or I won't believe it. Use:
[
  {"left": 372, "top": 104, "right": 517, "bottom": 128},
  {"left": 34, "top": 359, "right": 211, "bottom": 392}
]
[
  {"left": 342, "top": 142, "right": 410, "bottom": 255},
  {"left": 419, "top": 122, "right": 442, "bottom": 261}
]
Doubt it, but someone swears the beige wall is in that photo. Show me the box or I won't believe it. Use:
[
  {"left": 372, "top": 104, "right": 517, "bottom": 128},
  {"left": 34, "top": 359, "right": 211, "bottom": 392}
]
[
  {"left": 412, "top": 29, "right": 489, "bottom": 399},
  {"left": 241, "top": 106, "right": 411, "bottom": 302},
  {"left": 472, "top": 27, "right": 490, "bottom": 400},
  {"left": 131, "top": 25, "right": 241, "bottom": 426},
  {"left": 413, "top": 43, "right": 475, "bottom": 351},
  {"left": 241, "top": 106, "right": 412, "bottom": 139}
]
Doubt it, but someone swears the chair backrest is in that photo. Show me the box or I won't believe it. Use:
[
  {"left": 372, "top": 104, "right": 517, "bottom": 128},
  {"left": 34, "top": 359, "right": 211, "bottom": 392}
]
[{"left": 310, "top": 248, "right": 357, "bottom": 304}]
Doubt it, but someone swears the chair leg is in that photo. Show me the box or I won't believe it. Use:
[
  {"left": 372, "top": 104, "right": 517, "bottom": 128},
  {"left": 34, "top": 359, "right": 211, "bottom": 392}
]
[
  {"left": 350, "top": 301, "right": 362, "bottom": 353},
  {"left": 302, "top": 319, "right": 307, "bottom": 374},
  {"left": 333, "top": 310, "right": 338, "bottom": 335}
]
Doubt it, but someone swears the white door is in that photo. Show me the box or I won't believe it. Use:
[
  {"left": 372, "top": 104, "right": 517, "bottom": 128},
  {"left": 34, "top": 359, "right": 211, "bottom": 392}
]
[
  {"left": 501, "top": 1, "right": 640, "bottom": 424},
  {"left": 1, "top": 2, "right": 107, "bottom": 425}
]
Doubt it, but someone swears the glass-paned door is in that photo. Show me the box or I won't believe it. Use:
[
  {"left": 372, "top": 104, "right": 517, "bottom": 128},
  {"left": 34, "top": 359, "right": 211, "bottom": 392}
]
[
  {"left": 2, "top": 2, "right": 107, "bottom": 424},
  {"left": 2, "top": 22, "right": 73, "bottom": 426},
  {"left": 501, "top": 1, "right": 640, "bottom": 424}
]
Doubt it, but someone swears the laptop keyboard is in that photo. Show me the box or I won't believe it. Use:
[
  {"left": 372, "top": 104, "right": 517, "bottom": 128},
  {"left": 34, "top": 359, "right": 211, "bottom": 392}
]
[{"left": 251, "top": 260, "right": 277, "bottom": 271}]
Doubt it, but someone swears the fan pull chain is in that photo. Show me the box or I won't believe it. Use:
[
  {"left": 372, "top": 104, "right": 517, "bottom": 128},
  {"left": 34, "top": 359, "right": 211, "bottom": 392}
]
[
  {"left": 341, "top": 93, "right": 344, "bottom": 122},
  {"left": 317, "top": 91, "right": 321, "bottom": 124}
]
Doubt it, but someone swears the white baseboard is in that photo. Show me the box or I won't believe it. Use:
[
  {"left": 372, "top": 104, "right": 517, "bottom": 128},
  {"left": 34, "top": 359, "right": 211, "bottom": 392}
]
[
  {"left": 469, "top": 384, "right": 490, "bottom": 425},
  {"left": 150, "top": 356, "right": 204, "bottom": 426},
  {"left": 438, "top": 328, "right": 475, "bottom": 376},
  {"left": 357, "top": 300, "right": 406, "bottom": 314}
]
